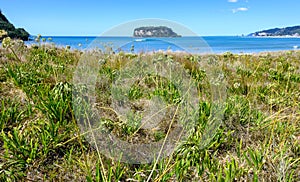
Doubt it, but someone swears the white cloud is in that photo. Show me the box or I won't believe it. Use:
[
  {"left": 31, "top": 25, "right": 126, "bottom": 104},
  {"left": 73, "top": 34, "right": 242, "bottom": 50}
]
[
  {"left": 228, "top": 0, "right": 238, "bottom": 2},
  {"left": 232, "top": 7, "right": 248, "bottom": 13}
]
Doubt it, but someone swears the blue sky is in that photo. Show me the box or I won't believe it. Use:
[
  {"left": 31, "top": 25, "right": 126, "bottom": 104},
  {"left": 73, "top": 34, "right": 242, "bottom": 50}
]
[{"left": 1, "top": 0, "right": 299, "bottom": 36}]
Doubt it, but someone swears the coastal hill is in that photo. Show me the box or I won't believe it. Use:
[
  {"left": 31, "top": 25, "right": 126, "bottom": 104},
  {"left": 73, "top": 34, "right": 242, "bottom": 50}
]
[
  {"left": 0, "top": 10, "right": 29, "bottom": 40},
  {"left": 133, "top": 26, "right": 181, "bottom": 37},
  {"left": 249, "top": 25, "right": 300, "bottom": 37}
]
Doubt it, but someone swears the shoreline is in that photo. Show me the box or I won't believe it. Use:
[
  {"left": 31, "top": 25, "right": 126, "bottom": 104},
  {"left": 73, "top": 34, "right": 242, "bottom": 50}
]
[{"left": 24, "top": 42, "right": 300, "bottom": 56}]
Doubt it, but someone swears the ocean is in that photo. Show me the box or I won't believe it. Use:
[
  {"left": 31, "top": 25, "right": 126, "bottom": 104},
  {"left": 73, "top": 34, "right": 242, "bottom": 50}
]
[{"left": 26, "top": 36, "right": 300, "bottom": 54}]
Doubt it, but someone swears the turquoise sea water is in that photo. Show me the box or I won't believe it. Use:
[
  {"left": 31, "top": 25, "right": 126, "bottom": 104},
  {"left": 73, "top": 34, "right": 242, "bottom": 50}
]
[{"left": 27, "top": 36, "right": 300, "bottom": 54}]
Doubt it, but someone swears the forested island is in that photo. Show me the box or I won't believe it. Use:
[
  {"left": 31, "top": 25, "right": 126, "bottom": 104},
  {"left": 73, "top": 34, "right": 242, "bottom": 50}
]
[
  {"left": 0, "top": 11, "right": 29, "bottom": 41},
  {"left": 133, "top": 26, "right": 181, "bottom": 37}
]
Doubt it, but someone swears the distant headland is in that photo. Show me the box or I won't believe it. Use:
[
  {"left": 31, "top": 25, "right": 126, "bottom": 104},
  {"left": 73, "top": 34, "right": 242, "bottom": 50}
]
[
  {"left": 249, "top": 25, "right": 300, "bottom": 37},
  {"left": 133, "top": 26, "right": 181, "bottom": 37},
  {"left": 0, "top": 10, "right": 30, "bottom": 41}
]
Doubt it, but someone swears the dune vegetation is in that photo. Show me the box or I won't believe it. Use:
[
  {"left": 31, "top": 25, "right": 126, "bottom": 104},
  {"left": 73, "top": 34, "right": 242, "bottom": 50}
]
[{"left": 0, "top": 38, "right": 299, "bottom": 181}]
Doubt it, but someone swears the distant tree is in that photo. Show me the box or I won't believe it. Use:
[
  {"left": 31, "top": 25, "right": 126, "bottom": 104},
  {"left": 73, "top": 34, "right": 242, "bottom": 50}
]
[
  {"left": 0, "top": 9, "right": 10, "bottom": 23},
  {"left": 0, "top": 11, "right": 29, "bottom": 40}
]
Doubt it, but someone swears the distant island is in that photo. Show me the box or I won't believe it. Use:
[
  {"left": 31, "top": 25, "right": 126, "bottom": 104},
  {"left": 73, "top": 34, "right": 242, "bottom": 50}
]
[
  {"left": 0, "top": 10, "right": 29, "bottom": 41},
  {"left": 249, "top": 25, "right": 300, "bottom": 37},
  {"left": 133, "top": 26, "right": 181, "bottom": 37}
]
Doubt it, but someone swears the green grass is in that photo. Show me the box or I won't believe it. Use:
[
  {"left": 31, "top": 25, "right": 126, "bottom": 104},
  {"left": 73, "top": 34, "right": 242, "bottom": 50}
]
[{"left": 0, "top": 40, "right": 299, "bottom": 181}]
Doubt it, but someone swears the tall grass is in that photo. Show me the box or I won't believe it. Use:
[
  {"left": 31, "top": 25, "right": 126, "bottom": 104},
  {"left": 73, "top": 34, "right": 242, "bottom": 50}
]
[{"left": 0, "top": 40, "right": 299, "bottom": 181}]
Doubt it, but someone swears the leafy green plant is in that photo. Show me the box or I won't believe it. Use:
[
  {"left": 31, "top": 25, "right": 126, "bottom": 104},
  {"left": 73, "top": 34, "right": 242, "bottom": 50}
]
[
  {"left": 0, "top": 99, "right": 23, "bottom": 130},
  {"left": 1, "top": 127, "right": 39, "bottom": 179}
]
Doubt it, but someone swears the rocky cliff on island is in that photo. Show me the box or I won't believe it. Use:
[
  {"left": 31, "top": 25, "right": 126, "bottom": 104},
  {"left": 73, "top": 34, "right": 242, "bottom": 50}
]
[
  {"left": 0, "top": 10, "right": 30, "bottom": 41},
  {"left": 249, "top": 25, "right": 300, "bottom": 37},
  {"left": 133, "top": 26, "right": 181, "bottom": 37}
]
